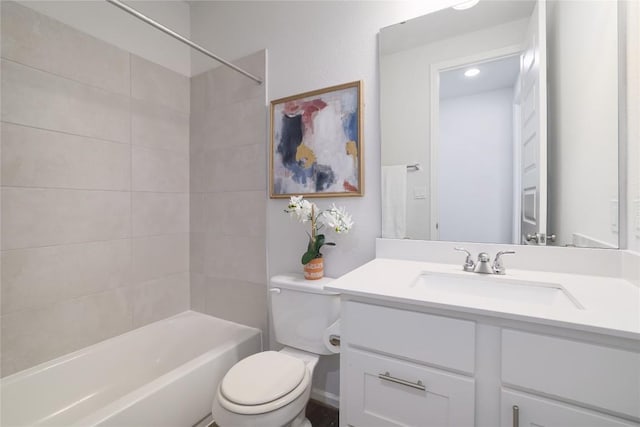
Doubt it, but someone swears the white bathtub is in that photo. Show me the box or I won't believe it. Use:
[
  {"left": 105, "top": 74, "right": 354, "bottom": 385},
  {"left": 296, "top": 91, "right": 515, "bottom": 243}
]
[{"left": 1, "top": 311, "right": 262, "bottom": 427}]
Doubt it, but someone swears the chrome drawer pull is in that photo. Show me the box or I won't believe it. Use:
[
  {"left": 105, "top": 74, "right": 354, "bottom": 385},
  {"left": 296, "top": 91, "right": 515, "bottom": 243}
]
[
  {"left": 512, "top": 405, "right": 519, "bottom": 427},
  {"left": 378, "top": 371, "right": 426, "bottom": 391}
]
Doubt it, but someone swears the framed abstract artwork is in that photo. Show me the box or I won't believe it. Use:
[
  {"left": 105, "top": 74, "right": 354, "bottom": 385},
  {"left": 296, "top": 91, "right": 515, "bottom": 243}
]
[{"left": 270, "top": 81, "right": 363, "bottom": 198}]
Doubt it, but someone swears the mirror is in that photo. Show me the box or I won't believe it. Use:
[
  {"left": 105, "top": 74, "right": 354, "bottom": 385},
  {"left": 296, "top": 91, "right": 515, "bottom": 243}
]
[{"left": 380, "top": 0, "right": 620, "bottom": 248}]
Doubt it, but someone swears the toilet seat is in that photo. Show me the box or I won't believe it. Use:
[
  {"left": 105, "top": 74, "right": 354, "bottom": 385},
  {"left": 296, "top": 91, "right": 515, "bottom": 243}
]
[{"left": 218, "top": 351, "right": 311, "bottom": 415}]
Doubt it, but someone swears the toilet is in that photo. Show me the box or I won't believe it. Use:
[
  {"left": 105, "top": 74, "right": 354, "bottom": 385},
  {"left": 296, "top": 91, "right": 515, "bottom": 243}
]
[{"left": 212, "top": 274, "right": 340, "bottom": 427}]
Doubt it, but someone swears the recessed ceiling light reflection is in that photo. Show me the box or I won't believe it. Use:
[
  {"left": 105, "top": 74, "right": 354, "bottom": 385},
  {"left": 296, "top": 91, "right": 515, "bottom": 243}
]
[
  {"left": 464, "top": 68, "right": 480, "bottom": 78},
  {"left": 453, "top": 0, "right": 480, "bottom": 10}
]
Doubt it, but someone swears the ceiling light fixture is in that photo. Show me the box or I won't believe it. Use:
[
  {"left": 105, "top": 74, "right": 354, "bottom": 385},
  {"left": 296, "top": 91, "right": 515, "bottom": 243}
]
[
  {"left": 464, "top": 68, "right": 480, "bottom": 77},
  {"left": 453, "top": 0, "right": 480, "bottom": 11}
]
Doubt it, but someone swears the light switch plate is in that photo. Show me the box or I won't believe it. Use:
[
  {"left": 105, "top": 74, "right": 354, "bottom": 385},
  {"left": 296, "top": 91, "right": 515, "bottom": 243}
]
[
  {"left": 413, "top": 186, "right": 427, "bottom": 200},
  {"left": 611, "top": 199, "right": 618, "bottom": 233}
]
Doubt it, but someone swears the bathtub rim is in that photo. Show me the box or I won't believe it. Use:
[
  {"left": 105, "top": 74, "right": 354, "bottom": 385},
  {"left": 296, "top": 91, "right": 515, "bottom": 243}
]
[
  {"left": 1, "top": 310, "right": 261, "bottom": 385},
  {"left": 1, "top": 310, "right": 262, "bottom": 426}
]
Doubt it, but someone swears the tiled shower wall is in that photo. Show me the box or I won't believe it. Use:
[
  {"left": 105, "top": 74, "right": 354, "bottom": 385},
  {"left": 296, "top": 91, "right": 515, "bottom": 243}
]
[
  {"left": 190, "top": 51, "right": 268, "bottom": 334},
  {"left": 1, "top": 2, "right": 190, "bottom": 376}
]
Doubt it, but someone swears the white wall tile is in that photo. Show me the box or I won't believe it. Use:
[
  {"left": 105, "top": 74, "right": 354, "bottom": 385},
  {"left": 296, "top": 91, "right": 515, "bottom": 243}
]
[
  {"left": 0, "top": 5, "right": 193, "bottom": 376},
  {"left": 190, "top": 272, "right": 207, "bottom": 313},
  {"left": 203, "top": 277, "right": 267, "bottom": 333},
  {"left": 132, "top": 192, "right": 189, "bottom": 237},
  {"left": 131, "top": 272, "right": 190, "bottom": 328},
  {"left": 132, "top": 99, "right": 189, "bottom": 153},
  {"left": 191, "top": 144, "right": 265, "bottom": 193},
  {"left": 203, "top": 234, "right": 266, "bottom": 284},
  {"left": 131, "top": 56, "right": 189, "bottom": 114},
  {"left": 1, "top": 2, "right": 130, "bottom": 95},
  {"left": 192, "top": 191, "right": 265, "bottom": 237},
  {"left": 132, "top": 146, "right": 189, "bottom": 193},
  {"left": 1, "top": 239, "right": 131, "bottom": 314},
  {"left": 132, "top": 233, "right": 189, "bottom": 283},
  {"left": 191, "top": 50, "right": 264, "bottom": 111},
  {"left": 2, "top": 188, "right": 130, "bottom": 250},
  {"left": 189, "top": 231, "right": 206, "bottom": 275},
  {"left": 1, "top": 287, "right": 133, "bottom": 376},
  {"left": 190, "top": 98, "right": 265, "bottom": 155},
  {"left": 1, "top": 123, "right": 130, "bottom": 190},
  {"left": 1, "top": 59, "right": 130, "bottom": 143}
]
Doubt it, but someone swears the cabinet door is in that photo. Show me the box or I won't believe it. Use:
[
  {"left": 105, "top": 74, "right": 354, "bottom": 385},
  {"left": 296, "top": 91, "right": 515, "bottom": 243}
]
[
  {"left": 501, "top": 389, "right": 639, "bottom": 427},
  {"left": 344, "top": 348, "right": 474, "bottom": 427}
]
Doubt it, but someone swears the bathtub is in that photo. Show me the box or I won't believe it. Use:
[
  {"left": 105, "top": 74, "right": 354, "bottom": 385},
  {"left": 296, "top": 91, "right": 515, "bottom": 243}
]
[{"left": 1, "top": 311, "right": 262, "bottom": 427}]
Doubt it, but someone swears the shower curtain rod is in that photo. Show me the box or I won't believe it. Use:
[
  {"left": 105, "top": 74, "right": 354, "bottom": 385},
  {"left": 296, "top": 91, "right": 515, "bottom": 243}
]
[{"left": 106, "top": 0, "right": 263, "bottom": 85}]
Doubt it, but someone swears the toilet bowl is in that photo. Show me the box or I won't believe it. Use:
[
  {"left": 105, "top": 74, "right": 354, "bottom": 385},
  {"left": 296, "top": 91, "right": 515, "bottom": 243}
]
[
  {"left": 212, "top": 348, "right": 319, "bottom": 427},
  {"left": 211, "top": 274, "right": 339, "bottom": 427}
]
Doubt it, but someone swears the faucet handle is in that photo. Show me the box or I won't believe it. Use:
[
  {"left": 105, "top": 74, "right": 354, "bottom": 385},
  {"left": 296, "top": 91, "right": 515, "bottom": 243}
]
[
  {"left": 493, "top": 250, "right": 516, "bottom": 275},
  {"left": 454, "top": 247, "right": 475, "bottom": 272}
]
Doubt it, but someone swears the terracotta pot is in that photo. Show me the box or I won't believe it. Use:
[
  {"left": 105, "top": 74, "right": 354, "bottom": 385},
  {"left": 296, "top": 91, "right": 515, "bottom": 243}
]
[{"left": 304, "top": 257, "right": 324, "bottom": 280}]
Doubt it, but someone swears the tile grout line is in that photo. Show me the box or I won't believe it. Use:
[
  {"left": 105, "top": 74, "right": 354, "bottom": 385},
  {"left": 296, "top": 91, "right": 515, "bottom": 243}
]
[
  {"left": 1, "top": 120, "right": 130, "bottom": 146},
  {"left": 1, "top": 270, "right": 191, "bottom": 319},
  {"left": 1, "top": 119, "right": 190, "bottom": 156},
  {"left": 0, "top": 233, "right": 193, "bottom": 253},
  {"left": 1, "top": 186, "right": 190, "bottom": 194},
  {"left": 0, "top": 57, "right": 131, "bottom": 98},
  {"left": 1, "top": 57, "right": 190, "bottom": 115}
]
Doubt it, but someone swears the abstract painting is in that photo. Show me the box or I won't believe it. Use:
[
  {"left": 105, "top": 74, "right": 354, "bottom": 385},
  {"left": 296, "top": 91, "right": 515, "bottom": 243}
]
[{"left": 270, "top": 81, "right": 363, "bottom": 198}]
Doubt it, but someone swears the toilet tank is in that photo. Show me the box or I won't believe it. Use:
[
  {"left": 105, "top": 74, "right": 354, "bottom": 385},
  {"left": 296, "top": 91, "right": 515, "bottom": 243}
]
[{"left": 270, "top": 274, "right": 339, "bottom": 355}]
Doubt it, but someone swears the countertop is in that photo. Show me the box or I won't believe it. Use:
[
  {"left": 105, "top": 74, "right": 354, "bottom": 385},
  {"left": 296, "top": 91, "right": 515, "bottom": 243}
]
[{"left": 325, "top": 258, "right": 640, "bottom": 341}]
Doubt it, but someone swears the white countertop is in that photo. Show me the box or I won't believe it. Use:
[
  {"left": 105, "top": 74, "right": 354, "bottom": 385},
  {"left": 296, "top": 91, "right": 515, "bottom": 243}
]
[{"left": 325, "top": 258, "right": 640, "bottom": 340}]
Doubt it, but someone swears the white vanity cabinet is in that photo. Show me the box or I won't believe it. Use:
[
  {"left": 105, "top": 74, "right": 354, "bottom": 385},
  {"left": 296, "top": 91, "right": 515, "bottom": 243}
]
[
  {"left": 500, "top": 329, "right": 640, "bottom": 427},
  {"left": 339, "top": 300, "right": 640, "bottom": 427},
  {"left": 500, "top": 389, "right": 638, "bottom": 427},
  {"left": 340, "top": 301, "right": 476, "bottom": 427}
]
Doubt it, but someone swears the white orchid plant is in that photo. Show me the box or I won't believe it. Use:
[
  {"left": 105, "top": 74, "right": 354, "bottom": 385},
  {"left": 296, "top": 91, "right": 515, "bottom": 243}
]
[{"left": 285, "top": 196, "right": 354, "bottom": 265}]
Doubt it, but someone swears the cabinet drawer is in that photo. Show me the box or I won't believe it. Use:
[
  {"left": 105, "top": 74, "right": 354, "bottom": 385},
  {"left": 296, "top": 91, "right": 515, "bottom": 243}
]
[
  {"left": 502, "top": 329, "right": 640, "bottom": 419},
  {"left": 344, "top": 301, "right": 475, "bottom": 373},
  {"left": 500, "top": 389, "right": 639, "bottom": 427},
  {"left": 344, "top": 348, "right": 475, "bottom": 427}
]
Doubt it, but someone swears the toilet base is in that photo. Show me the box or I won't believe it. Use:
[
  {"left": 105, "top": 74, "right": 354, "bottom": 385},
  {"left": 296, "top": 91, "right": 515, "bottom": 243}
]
[{"left": 287, "top": 406, "right": 310, "bottom": 427}]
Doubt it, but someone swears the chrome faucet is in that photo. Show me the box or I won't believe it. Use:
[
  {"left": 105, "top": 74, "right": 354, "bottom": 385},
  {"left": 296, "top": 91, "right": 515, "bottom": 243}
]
[
  {"left": 492, "top": 250, "right": 516, "bottom": 275},
  {"left": 474, "top": 252, "right": 493, "bottom": 274},
  {"left": 454, "top": 248, "right": 516, "bottom": 275},
  {"left": 454, "top": 248, "right": 475, "bottom": 272}
]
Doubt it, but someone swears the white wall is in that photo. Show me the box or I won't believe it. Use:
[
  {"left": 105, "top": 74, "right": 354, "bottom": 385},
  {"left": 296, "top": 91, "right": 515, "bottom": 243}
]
[
  {"left": 380, "top": 19, "right": 527, "bottom": 240},
  {"left": 17, "top": 0, "right": 191, "bottom": 76},
  {"left": 189, "top": 0, "right": 640, "bottom": 405},
  {"left": 546, "top": 0, "right": 619, "bottom": 248},
  {"left": 438, "top": 88, "right": 515, "bottom": 244},
  {"left": 189, "top": 0, "right": 458, "bottom": 405}
]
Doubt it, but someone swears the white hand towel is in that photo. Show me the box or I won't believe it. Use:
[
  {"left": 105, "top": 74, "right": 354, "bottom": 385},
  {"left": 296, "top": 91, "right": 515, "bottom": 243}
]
[{"left": 382, "top": 165, "right": 407, "bottom": 238}]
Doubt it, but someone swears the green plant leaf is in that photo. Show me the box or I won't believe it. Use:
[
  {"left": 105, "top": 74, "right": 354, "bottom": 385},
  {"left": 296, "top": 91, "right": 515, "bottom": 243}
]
[
  {"left": 314, "top": 234, "right": 325, "bottom": 252},
  {"left": 301, "top": 251, "right": 317, "bottom": 265}
]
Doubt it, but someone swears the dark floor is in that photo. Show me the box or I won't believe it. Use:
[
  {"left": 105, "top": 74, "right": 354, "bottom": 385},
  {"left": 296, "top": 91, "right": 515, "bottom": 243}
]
[{"left": 306, "top": 399, "right": 339, "bottom": 427}]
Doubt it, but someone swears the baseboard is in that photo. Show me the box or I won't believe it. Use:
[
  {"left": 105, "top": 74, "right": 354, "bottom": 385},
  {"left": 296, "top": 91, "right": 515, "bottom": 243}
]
[{"left": 310, "top": 388, "right": 340, "bottom": 409}]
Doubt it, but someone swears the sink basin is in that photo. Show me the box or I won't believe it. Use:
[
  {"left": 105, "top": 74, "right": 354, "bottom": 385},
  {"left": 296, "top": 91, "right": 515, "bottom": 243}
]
[{"left": 410, "top": 272, "right": 584, "bottom": 310}]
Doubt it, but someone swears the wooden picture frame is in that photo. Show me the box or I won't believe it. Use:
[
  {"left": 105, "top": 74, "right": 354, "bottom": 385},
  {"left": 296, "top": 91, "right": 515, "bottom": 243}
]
[{"left": 270, "top": 81, "right": 363, "bottom": 198}]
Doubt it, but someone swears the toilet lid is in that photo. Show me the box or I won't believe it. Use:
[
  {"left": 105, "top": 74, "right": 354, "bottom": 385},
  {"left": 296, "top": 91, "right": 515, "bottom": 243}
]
[{"left": 220, "top": 351, "right": 306, "bottom": 406}]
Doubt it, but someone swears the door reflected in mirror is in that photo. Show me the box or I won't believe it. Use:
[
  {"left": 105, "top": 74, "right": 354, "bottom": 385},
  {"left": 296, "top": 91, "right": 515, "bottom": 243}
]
[
  {"left": 380, "top": 0, "right": 620, "bottom": 249},
  {"left": 436, "top": 55, "right": 520, "bottom": 244}
]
